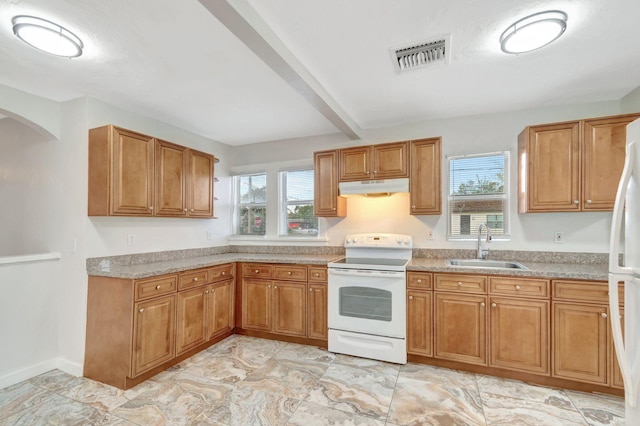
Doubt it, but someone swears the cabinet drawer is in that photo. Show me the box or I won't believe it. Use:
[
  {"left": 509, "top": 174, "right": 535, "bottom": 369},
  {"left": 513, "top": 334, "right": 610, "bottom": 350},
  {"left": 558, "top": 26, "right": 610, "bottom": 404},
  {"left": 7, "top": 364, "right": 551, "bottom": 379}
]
[
  {"left": 242, "top": 263, "right": 274, "bottom": 279},
  {"left": 308, "top": 267, "right": 328, "bottom": 282},
  {"left": 209, "top": 263, "right": 234, "bottom": 283},
  {"left": 489, "top": 277, "right": 550, "bottom": 298},
  {"left": 179, "top": 268, "right": 209, "bottom": 291},
  {"left": 274, "top": 265, "right": 308, "bottom": 281},
  {"left": 407, "top": 272, "right": 433, "bottom": 290},
  {"left": 553, "top": 280, "right": 622, "bottom": 303},
  {"left": 434, "top": 274, "right": 486, "bottom": 293},
  {"left": 135, "top": 275, "right": 178, "bottom": 301}
]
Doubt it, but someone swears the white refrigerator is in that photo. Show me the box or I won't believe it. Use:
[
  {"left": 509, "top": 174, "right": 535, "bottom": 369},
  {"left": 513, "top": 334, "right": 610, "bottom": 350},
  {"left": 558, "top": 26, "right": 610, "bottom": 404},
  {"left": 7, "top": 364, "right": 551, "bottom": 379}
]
[{"left": 609, "top": 118, "right": 640, "bottom": 423}]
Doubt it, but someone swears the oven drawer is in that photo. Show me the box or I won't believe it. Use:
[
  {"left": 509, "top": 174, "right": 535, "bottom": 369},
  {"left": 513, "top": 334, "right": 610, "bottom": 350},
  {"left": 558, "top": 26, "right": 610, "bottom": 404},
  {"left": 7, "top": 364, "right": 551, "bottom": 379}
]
[
  {"left": 274, "top": 265, "right": 307, "bottom": 281},
  {"left": 434, "top": 273, "right": 487, "bottom": 293},
  {"left": 407, "top": 272, "right": 432, "bottom": 290},
  {"left": 242, "top": 263, "right": 274, "bottom": 279}
]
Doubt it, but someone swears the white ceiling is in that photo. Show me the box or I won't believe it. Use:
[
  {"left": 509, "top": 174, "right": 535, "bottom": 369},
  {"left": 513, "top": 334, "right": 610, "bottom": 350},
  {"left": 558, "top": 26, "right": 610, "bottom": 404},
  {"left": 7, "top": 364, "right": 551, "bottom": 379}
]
[{"left": 0, "top": 0, "right": 639, "bottom": 146}]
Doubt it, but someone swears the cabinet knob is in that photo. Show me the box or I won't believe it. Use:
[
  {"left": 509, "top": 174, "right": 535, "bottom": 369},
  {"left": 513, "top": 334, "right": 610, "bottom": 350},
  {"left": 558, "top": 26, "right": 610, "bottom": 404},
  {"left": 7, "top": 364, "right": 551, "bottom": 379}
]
[
  {"left": 366, "top": 170, "right": 370, "bottom": 174},
  {"left": 491, "top": 303, "right": 497, "bottom": 308},
  {"left": 156, "top": 285, "right": 161, "bottom": 290},
  {"left": 457, "top": 282, "right": 463, "bottom": 286},
  {"left": 268, "top": 285, "right": 271, "bottom": 288},
  {"left": 314, "top": 273, "right": 319, "bottom": 277},
  {"left": 139, "top": 308, "right": 144, "bottom": 313},
  {"left": 417, "top": 279, "right": 422, "bottom": 283},
  {"left": 194, "top": 277, "right": 198, "bottom": 281},
  {"left": 587, "top": 200, "right": 593, "bottom": 204},
  {"left": 288, "top": 271, "right": 292, "bottom": 275},
  {"left": 411, "top": 205, "right": 416, "bottom": 208},
  {"left": 205, "top": 290, "right": 209, "bottom": 294},
  {"left": 183, "top": 208, "right": 187, "bottom": 212},
  {"left": 310, "top": 288, "right": 313, "bottom": 292},
  {"left": 332, "top": 207, "right": 336, "bottom": 211},
  {"left": 409, "top": 295, "right": 413, "bottom": 300},
  {"left": 274, "top": 286, "right": 277, "bottom": 289},
  {"left": 601, "top": 312, "right": 608, "bottom": 318},
  {"left": 515, "top": 285, "right": 521, "bottom": 290},
  {"left": 373, "top": 170, "right": 377, "bottom": 174},
  {"left": 480, "top": 302, "right": 486, "bottom": 307},
  {"left": 190, "top": 209, "right": 195, "bottom": 212},
  {"left": 149, "top": 206, "right": 154, "bottom": 210},
  {"left": 222, "top": 271, "right": 226, "bottom": 275},
  {"left": 212, "top": 289, "right": 215, "bottom": 293},
  {"left": 255, "top": 270, "right": 259, "bottom": 274},
  {"left": 573, "top": 200, "right": 579, "bottom": 205}
]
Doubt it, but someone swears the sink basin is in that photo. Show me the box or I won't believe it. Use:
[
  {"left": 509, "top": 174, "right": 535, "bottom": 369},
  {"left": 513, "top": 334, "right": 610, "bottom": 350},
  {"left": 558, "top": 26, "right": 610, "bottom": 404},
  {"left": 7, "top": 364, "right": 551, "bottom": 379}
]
[{"left": 446, "top": 259, "right": 528, "bottom": 270}]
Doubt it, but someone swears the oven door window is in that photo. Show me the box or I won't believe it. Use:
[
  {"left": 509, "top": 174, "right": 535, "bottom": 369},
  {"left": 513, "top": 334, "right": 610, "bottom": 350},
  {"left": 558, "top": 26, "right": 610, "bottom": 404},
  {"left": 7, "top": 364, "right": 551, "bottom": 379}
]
[{"left": 339, "top": 286, "right": 392, "bottom": 322}]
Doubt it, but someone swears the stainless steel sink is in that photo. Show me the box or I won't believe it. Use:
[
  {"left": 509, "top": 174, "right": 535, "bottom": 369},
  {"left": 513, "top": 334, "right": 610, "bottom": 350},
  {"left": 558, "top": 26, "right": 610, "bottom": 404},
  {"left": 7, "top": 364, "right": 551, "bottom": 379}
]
[{"left": 446, "top": 259, "right": 529, "bottom": 270}]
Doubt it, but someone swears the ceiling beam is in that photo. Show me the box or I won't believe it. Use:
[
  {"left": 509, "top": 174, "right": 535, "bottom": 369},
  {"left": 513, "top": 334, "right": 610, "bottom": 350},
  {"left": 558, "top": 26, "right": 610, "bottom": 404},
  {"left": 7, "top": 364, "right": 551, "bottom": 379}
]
[{"left": 198, "top": 0, "right": 362, "bottom": 140}]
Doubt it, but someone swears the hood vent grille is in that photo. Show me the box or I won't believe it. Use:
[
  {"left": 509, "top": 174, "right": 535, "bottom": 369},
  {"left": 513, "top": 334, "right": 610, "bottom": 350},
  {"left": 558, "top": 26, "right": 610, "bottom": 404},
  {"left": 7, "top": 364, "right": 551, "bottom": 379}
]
[{"left": 392, "top": 35, "right": 450, "bottom": 72}]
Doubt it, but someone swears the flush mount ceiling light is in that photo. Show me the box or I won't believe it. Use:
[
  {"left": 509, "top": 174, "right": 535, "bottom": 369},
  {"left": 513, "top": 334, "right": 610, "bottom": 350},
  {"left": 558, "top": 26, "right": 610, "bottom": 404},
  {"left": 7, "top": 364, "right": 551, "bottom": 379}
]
[
  {"left": 12, "top": 15, "right": 83, "bottom": 58},
  {"left": 500, "top": 10, "right": 567, "bottom": 54}
]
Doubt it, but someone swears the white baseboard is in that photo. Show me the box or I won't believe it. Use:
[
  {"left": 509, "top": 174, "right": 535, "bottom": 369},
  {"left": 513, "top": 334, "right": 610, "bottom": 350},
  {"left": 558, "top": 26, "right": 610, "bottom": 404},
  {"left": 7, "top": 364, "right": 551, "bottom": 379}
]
[{"left": 0, "top": 357, "right": 82, "bottom": 390}]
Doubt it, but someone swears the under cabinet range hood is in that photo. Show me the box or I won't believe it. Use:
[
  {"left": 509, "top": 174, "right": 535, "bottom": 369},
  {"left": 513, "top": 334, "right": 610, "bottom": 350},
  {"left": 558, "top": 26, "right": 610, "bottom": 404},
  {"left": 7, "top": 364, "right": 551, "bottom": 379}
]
[{"left": 338, "top": 178, "right": 409, "bottom": 197}]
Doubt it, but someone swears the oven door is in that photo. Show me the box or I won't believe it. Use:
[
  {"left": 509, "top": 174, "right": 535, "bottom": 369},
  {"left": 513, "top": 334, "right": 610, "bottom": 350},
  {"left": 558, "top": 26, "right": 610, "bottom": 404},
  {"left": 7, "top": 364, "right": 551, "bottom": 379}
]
[{"left": 328, "top": 267, "right": 406, "bottom": 338}]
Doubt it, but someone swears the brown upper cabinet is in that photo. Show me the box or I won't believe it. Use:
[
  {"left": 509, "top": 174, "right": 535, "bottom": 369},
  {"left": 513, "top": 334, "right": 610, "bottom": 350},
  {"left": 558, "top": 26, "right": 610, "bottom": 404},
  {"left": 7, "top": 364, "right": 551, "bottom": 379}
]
[
  {"left": 518, "top": 113, "right": 640, "bottom": 212},
  {"left": 313, "top": 150, "right": 346, "bottom": 217},
  {"left": 339, "top": 141, "right": 409, "bottom": 181},
  {"left": 410, "top": 138, "right": 442, "bottom": 215},
  {"left": 89, "top": 125, "right": 215, "bottom": 218}
]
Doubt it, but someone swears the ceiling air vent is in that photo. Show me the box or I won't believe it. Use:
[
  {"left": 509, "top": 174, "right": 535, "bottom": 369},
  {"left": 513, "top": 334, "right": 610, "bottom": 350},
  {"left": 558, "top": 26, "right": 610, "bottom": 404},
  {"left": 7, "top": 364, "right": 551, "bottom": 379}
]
[{"left": 391, "top": 35, "right": 450, "bottom": 72}]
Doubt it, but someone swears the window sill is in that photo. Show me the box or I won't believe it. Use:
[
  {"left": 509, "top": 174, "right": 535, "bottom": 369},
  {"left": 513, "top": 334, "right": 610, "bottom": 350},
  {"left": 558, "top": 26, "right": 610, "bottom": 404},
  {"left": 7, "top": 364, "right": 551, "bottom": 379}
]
[{"left": 228, "top": 235, "right": 329, "bottom": 246}]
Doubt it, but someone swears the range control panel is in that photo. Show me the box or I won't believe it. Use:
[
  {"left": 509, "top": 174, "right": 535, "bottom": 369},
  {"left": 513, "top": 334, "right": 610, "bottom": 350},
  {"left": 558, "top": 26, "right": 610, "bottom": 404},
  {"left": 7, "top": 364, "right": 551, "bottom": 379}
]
[{"left": 344, "top": 233, "right": 412, "bottom": 248}]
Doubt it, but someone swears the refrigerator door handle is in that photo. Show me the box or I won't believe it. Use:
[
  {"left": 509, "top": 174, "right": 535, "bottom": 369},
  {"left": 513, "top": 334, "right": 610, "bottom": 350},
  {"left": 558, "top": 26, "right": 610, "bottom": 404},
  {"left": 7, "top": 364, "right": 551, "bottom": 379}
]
[
  {"left": 609, "top": 273, "right": 635, "bottom": 406},
  {"left": 610, "top": 142, "right": 635, "bottom": 274}
]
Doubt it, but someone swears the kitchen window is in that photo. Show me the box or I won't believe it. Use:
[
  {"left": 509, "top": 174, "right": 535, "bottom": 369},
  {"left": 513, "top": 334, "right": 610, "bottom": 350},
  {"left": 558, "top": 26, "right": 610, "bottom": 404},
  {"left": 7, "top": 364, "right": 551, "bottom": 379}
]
[
  {"left": 279, "top": 169, "right": 318, "bottom": 236},
  {"left": 234, "top": 173, "right": 267, "bottom": 235},
  {"left": 447, "top": 151, "right": 510, "bottom": 240}
]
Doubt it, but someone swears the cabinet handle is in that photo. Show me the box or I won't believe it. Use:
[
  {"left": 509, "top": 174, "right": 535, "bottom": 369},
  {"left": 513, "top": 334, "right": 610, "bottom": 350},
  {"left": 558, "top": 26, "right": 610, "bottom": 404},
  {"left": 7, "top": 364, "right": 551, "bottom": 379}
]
[
  {"left": 222, "top": 271, "right": 226, "bottom": 275},
  {"left": 194, "top": 277, "right": 199, "bottom": 281},
  {"left": 587, "top": 200, "right": 593, "bottom": 204},
  {"left": 411, "top": 205, "right": 416, "bottom": 208},
  {"left": 457, "top": 282, "right": 463, "bottom": 286},
  {"left": 573, "top": 200, "right": 579, "bottom": 205},
  {"left": 183, "top": 208, "right": 187, "bottom": 212},
  {"left": 274, "top": 286, "right": 277, "bottom": 289},
  {"left": 139, "top": 308, "right": 144, "bottom": 313},
  {"left": 255, "top": 270, "right": 259, "bottom": 274},
  {"left": 515, "top": 285, "right": 521, "bottom": 290},
  {"left": 288, "top": 271, "right": 292, "bottom": 275},
  {"left": 409, "top": 296, "right": 413, "bottom": 300},
  {"left": 149, "top": 206, "right": 154, "bottom": 210},
  {"left": 373, "top": 170, "right": 377, "bottom": 174},
  {"left": 212, "top": 289, "right": 215, "bottom": 293},
  {"left": 601, "top": 312, "right": 608, "bottom": 318},
  {"left": 190, "top": 209, "right": 195, "bottom": 212},
  {"left": 417, "top": 279, "right": 422, "bottom": 283},
  {"left": 205, "top": 290, "right": 209, "bottom": 294},
  {"left": 314, "top": 273, "right": 319, "bottom": 277},
  {"left": 480, "top": 302, "right": 485, "bottom": 307},
  {"left": 491, "top": 303, "right": 497, "bottom": 308},
  {"left": 156, "top": 285, "right": 161, "bottom": 290},
  {"left": 268, "top": 285, "right": 271, "bottom": 288},
  {"left": 366, "top": 170, "right": 370, "bottom": 174}
]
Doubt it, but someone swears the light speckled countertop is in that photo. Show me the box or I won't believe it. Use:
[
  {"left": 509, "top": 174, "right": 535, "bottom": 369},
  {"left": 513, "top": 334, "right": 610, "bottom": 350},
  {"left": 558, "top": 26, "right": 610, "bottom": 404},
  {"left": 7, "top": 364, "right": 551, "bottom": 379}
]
[{"left": 87, "top": 250, "right": 608, "bottom": 281}]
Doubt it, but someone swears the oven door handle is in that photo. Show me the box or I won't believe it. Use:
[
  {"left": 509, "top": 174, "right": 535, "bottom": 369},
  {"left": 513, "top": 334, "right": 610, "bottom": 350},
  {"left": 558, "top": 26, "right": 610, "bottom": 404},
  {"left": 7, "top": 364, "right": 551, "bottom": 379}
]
[{"left": 328, "top": 268, "right": 405, "bottom": 279}]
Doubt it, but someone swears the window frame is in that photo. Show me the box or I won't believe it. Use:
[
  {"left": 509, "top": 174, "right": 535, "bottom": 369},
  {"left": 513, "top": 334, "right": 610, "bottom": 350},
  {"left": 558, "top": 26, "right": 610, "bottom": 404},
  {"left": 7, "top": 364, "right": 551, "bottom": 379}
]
[
  {"left": 447, "top": 151, "right": 510, "bottom": 241},
  {"left": 278, "top": 168, "right": 318, "bottom": 237},
  {"left": 233, "top": 172, "right": 267, "bottom": 236}
]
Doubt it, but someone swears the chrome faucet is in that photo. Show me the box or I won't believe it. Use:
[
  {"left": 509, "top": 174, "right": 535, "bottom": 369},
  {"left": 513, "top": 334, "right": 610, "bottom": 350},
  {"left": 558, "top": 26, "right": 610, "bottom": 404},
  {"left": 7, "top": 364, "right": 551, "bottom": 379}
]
[{"left": 477, "top": 223, "right": 492, "bottom": 259}]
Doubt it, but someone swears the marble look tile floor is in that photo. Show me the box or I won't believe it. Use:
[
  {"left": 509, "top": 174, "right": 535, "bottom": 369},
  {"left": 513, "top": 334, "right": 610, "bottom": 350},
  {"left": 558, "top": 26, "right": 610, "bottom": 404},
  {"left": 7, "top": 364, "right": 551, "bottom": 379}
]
[{"left": 0, "top": 335, "right": 625, "bottom": 425}]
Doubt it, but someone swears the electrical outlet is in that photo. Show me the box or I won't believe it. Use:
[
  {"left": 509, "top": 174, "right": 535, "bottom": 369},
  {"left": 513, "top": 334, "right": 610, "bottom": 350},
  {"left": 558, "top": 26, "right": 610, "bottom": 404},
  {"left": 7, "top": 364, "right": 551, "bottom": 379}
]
[
  {"left": 207, "top": 231, "right": 214, "bottom": 240},
  {"left": 127, "top": 234, "right": 136, "bottom": 246},
  {"left": 554, "top": 231, "right": 563, "bottom": 243},
  {"left": 427, "top": 231, "right": 434, "bottom": 240}
]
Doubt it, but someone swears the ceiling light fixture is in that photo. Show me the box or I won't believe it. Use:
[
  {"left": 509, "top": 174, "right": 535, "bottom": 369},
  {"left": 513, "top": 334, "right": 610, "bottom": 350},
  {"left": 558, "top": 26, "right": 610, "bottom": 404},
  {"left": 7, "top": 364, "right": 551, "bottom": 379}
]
[
  {"left": 500, "top": 10, "right": 567, "bottom": 54},
  {"left": 12, "top": 15, "right": 83, "bottom": 58}
]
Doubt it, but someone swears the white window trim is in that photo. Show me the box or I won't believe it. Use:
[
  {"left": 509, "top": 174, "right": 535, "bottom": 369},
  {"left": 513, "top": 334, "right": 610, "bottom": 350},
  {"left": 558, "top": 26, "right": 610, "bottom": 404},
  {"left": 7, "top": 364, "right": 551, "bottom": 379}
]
[{"left": 447, "top": 151, "right": 511, "bottom": 241}]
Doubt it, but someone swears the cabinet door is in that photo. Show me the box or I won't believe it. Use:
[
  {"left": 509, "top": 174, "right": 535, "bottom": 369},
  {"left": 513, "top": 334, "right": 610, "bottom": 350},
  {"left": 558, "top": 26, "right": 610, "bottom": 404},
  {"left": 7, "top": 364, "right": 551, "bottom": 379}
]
[
  {"left": 434, "top": 293, "right": 487, "bottom": 365},
  {"left": 583, "top": 115, "right": 639, "bottom": 211},
  {"left": 187, "top": 149, "right": 215, "bottom": 217},
  {"left": 308, "top": 283, "right": 327, "bottom": 340},
  {"left": 132, "top": 295, "right": 176, "bottom": 376},
  {"left": 273, "top": 281, "right": 307, "bottom": 337},
  {"left": 489, "top": 297, "right": 549, "bottom": 374},
  {"left": 155, "top": 140, "right": 187, "bottom": 217},
  {"left": 207, "top": 280, "right": 234, "bottom": 339},
  {"left": 553, "top": 302, "right": 609, "bottom": 384},
  {"left": 314, "top": 150, "right": 346, "bottom": 217},
  {"left": 407, "top": 290, "right": 433, "bottom": 357},
  {"left": 111, "top": 127, "right": 155, "bottom": 216},
  {"left": 176, "top": 287, "right": 207, "bottom": 355},
  {"left": 611, "top": 307, "right": 624, "bottom": 389},
  {"left": 242, "top": 279, "right": 272, "bottom": 331},
  {"left": 339, "top": 146, "right": 371, "bottom": 181},
  {"left": 372, "top": 142, "right": 409, "bottom": 179},
  {"left": 410, "top": 138, "right": 441, "bottom": 215},
  {"left": 521, "top": 122, "right": 580, "bottom": 212}
]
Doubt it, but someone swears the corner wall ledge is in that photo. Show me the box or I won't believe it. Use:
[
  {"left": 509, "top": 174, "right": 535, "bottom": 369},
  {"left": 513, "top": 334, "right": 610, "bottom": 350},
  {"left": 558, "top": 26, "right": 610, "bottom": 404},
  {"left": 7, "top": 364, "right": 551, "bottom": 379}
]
[{"left": 0, "top": 252, "right": 62, "bottom": 266}]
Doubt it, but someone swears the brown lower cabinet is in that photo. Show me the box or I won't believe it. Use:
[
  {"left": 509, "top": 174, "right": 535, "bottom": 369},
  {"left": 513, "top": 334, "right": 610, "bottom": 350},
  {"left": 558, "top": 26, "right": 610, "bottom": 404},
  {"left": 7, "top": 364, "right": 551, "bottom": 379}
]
[
  {"left": 238, "top": 263, "right": 328, "bottom": 343},
  {"left": 84, "top": 263, "right": 235, "bottom": 390}
]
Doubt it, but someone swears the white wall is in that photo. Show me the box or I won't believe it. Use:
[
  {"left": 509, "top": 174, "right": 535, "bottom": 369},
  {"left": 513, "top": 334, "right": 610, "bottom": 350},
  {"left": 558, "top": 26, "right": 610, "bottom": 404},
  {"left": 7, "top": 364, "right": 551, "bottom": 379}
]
[
  {"left": 229, "top": 100, "right": 624, "bottom": 253},
  {"left": 621, "top": 85, "right": 640, "bottom": 112}
]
